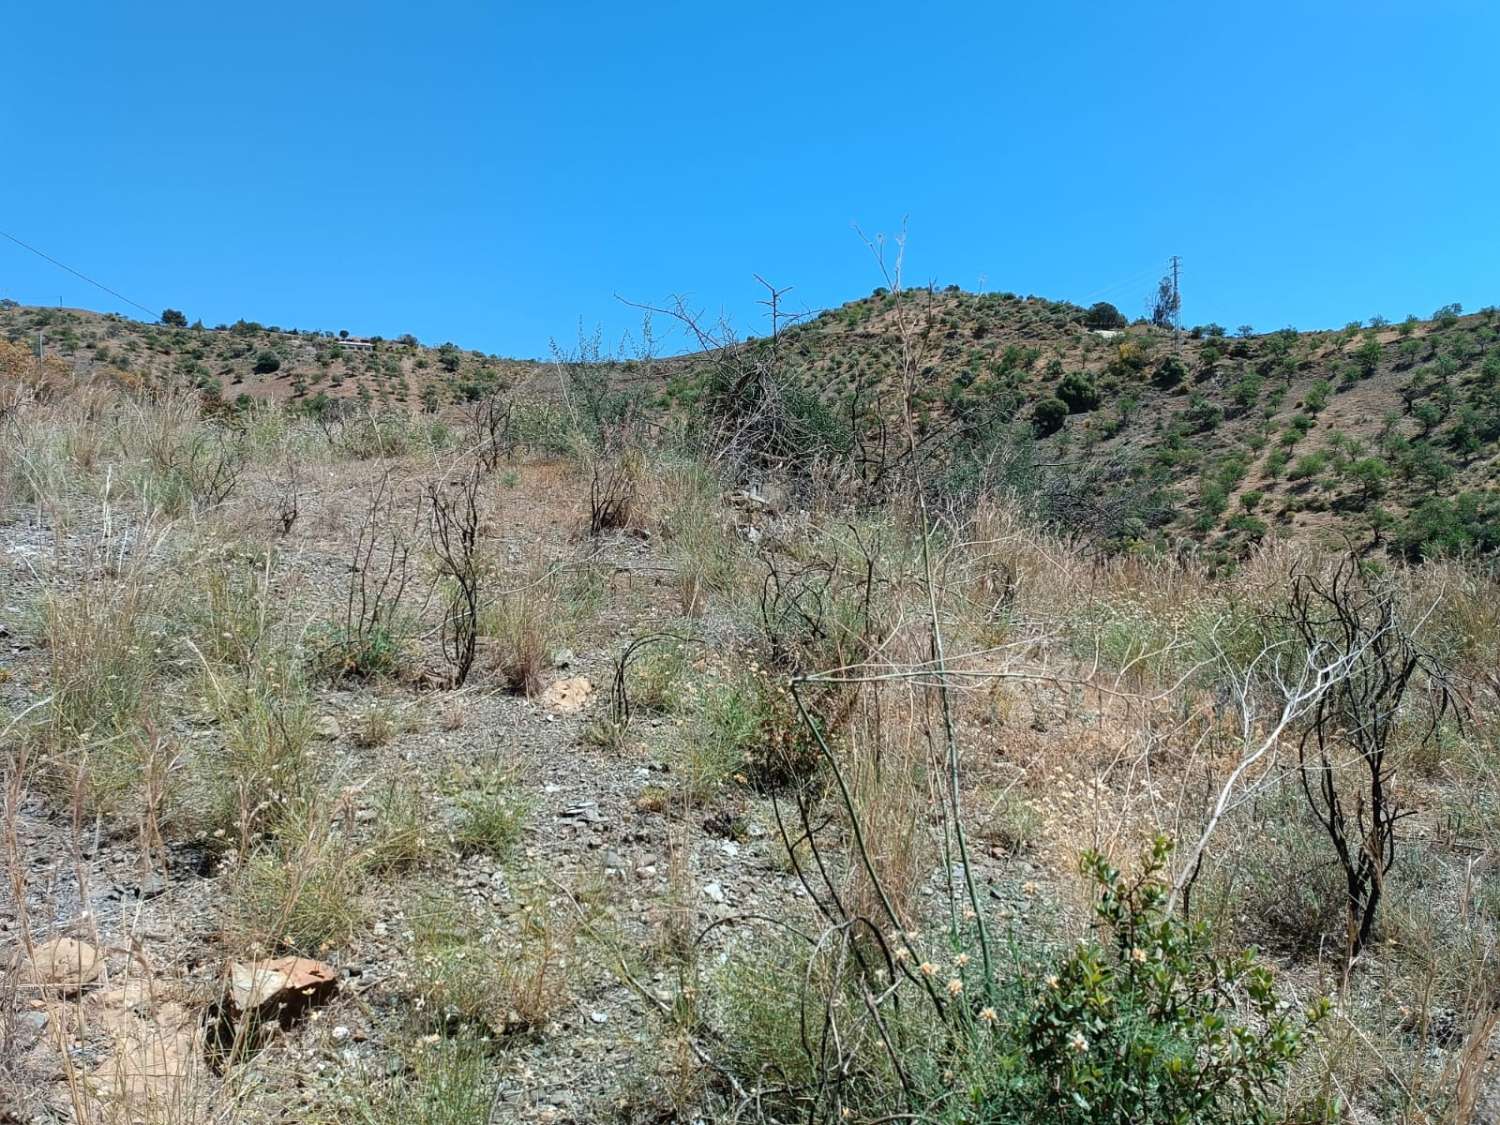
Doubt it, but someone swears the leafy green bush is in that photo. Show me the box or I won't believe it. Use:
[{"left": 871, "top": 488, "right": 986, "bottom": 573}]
[
  {"left": 252, "top": 349, "right": 282, "bottom": 374},
  {"left": 1056, "top": 372, "right": 1100, "bottom": 413},
  {"left": 1032, "top": 396, "right": 1069, "bottom": 436},
  {"left": 1396, "top": 492, "right": 1500, "bottom": 560},
  {"left": 1289, "top": 451, "right": 1329, "bottom": 482},
  {"left": 982, "top": 839, "right": 1326, "bottom": 1122},
  {"left": 719, "top": 837, "right": 1326, "bottom": 1123},
  {"left": 1083, "top": 301, "right": 1127, "bottom": 329},
  {"left": 1152, "top": 355, "right": 1187, "bottom": 389}
]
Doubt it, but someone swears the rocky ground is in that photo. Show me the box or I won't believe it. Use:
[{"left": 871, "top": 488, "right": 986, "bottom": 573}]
[{"left": 0, "top": 450, "right": 1064, "bottom": 1124}]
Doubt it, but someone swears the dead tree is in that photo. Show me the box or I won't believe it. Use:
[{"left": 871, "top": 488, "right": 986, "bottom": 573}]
[
  {"left": 336, "top": 471, "right": 416, "bottom": 677},
  {"left": 584, "top": 405, "right": 646, "bottom": 536},
  {"left": 274, "top": 460, "right": 300, "bottom": 537},
  {"left": 621, "top": 278, "right": 834, "bottom": 477},
  {"left": 1286, "top": 557, "right": 1450, "bottom": 962},
  {"left": 176, "top": 429, "right": 247, "bottom": 509},
  {"left": 463, "top": 393, "right": 513, "bottom": 473},
  {"left": 426, "top": 464, "right": 483, "bottom": 687}
]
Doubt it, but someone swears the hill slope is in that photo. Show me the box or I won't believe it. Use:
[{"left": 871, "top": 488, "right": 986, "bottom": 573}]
[
  {"left": 0, "top": 302, "right": 543, "bottom": 410},
  {"left": 5, "top": 289, "right": 1497, "bottom": 562},
  {"left": 669, "top": 289, "right": 1500, "bottom": 563}
]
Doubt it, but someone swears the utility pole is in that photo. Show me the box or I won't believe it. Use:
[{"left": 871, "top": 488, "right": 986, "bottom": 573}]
[{"left": 1169, "top": 255, "right": 1182, "bottom": 346}]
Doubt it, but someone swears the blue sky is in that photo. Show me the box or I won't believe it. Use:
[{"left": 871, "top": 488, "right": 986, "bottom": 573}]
[{"left": 3, "top": 1, "right": 1495, "bottom": 356}]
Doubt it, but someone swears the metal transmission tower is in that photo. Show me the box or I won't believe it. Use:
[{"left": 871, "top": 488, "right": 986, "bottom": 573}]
[
  {"left": 1169, "top": 255, "right": 1182, "bottom": 345},
  {"left": 1170, "top": 255, "right": 1181, "bottom": 328},
  {"left": 1149, "top": 256, "right": 1183, "bottom": 340}
]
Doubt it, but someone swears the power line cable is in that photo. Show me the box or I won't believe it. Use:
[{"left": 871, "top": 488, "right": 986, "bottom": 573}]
[
  {"left": 1076, "top": 263, "right": 1165, "bottom": 305},
  {"left": 0, "top": 229, "right": 158, "bottom": 318}
]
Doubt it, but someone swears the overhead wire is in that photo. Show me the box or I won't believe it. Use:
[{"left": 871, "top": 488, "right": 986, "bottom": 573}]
[{"left": 0, "top": 228, "right": 158, "bottom": 318}]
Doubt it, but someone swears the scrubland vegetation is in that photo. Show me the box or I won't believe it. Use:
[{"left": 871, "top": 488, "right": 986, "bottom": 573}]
[{"left": 2, "top": 271, "right": 1498, "bottom": 1123}]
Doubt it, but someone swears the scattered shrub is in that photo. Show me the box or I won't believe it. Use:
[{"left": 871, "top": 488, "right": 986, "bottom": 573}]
[{"left": 1032, "top": 396, "right": 1068, "bottom": 436}]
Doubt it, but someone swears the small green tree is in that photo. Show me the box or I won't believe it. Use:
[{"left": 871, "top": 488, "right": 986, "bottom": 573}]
[
  {"left": 1056, "top": 372, "right": 1100, "bottom": 413},
  {"left": 253, "top": 349, "right": 281, "bottom": 375},
  {"left": 1152, "top": 355, "right": 1187, "bottom": 389},
  {"left": 1343, "top": 456, "right": 1389, "bottom": 507},
  {"left": 1433, "top": 302, "right": 1463, "bottom": 327},
  {"left": 160, "top": 308, "right": 188, "bottom": 328},
  {"left": 1032, "top": 396, "right": 1069, "bottom": 436},
  {"left": 1083, "top": 301, "right": 1127, "bottom": 330}
]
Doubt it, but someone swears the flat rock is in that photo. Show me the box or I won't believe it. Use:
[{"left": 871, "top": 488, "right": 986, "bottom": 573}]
[
  {"left": 90, "top": 1005, "right": 201, "bottom": 1114},
  {"left": 22, "top": 937, "right": 103, "bottom": 993},
  {"left": 541, "top": 676, "right": 593, "bottom": 714},
  {"left": 228, "top": 956, "right": 338, "bottom": 1024}
]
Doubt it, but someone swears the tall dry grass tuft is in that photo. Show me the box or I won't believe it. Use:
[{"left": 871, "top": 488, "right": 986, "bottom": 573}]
[
  {"left": 839, "top": 681, "right": 930, "bottom": 931},
  {"left": 485, "top": 581, "right": 552, "bottom": 696},
  {"left": 35, "top": 573, "right": 164, "bottom": 817}
]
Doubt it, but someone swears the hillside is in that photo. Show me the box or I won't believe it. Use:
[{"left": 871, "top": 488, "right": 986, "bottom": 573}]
[
  {"left": 674, "top": 288, "right": 1500, "bottom": 565},
  {"left": 2, "top": 290, "right": 1499, "bottom": 1123},
  {"left": 5, "top": 289, "right": 1499, "bottom": 565},
  {"left": 0, "top": 302, "right": 543, "bottom": 412}
]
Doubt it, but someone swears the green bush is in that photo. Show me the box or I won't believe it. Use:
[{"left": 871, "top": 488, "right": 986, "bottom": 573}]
[
  {"left": 1056, "top": 372, "right": 1100, "bottom": 413},
  {"left": 253, "top": 349, "right": 282, "bottom": 374},
  {"left": 1083, "top": 302, "right": 1127, "bottom": 330},
  {"left": 1397, "top": 492, "right": 1500, "bottom": 560},
  {"left": 1032, "top": 396, "right": 1069, "bottom": 436},
  {"left": 983, "top": 839, "right": 1326, "bottom": 1122},
  {"left": 1289, "top": 451, "right": 1329, "bottom": 482},
  {"left": 1152, "top": 355, "right": 1187, "bottom": 389},
  {"left": 720, "top": 837, "right": 1326, "bottom": 1123}
]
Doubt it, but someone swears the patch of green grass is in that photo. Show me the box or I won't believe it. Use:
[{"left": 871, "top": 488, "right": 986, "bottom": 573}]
[
  {"left": 346, "top": 1035, "right": 495, "bottom": 1125},
  {"left": 366, "top": 775, "right": 446, "bottom": 874},
  {"left": 631, "top": 642, "right": 691, "bottom": 713},
  {"left": 309, "top": 623, "right": 405, "bottom": 681},
  {"left": 448, "top": 763, "right": 530, "bottom": 857},
  {"left": 226, "top": 813, "right": 368, "bottom": 955},
  {"left": 676, "top": 675, "right": 769, "bottom": 800},
  {"left": 33, "top": 575, "right": 165, "bottom": 814}
]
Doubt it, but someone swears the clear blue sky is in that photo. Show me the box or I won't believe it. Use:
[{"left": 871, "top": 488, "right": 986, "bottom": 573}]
[{"left": 3, "top": 1, "right": 1495, "bottom": 357}]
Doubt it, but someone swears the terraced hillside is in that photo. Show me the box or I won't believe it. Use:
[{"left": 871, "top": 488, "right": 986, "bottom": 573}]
[
  {"left": 671, "top": 289, "right": 1500, "bottom": 565},
  {"left": 0, "top": 302, "right": 543, "bottom": 412},
  {"left": 5, "top": 289, "right": 1498, "bottom": 564}
]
